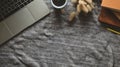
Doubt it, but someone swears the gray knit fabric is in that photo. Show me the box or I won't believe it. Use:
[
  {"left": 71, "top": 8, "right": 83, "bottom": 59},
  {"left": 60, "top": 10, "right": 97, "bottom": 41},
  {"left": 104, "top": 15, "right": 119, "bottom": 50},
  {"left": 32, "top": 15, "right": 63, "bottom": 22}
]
[{"left": 0, "top": 0, "right": 120, "bottom": 67}]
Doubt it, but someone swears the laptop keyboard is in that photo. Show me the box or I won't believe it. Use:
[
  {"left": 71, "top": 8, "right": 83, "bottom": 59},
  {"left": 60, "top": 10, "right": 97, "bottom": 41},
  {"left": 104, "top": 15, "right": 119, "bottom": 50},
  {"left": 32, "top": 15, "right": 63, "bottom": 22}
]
[{"left": 0, "top": 0, "right": 33, "bottom": 22}]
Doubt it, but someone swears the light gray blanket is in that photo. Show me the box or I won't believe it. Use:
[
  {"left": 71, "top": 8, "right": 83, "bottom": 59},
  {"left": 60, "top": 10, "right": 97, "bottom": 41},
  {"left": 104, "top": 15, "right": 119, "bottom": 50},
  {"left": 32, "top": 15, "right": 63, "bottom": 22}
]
[{"left": 0, "top": 0, "right": 120, "bottom": 67}]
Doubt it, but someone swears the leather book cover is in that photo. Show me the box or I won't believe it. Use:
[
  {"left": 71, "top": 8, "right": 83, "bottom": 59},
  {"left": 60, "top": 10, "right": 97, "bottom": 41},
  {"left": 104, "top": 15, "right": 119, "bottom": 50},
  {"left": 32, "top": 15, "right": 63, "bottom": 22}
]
[
  {"left": 101, "top": 0, "right": 120, "bottom": 11},
  {"left": 99, "top": 7, "right": 120, "bottom": 27},
  {"left": 98, "top": 7, "right": 120, "bottom": 32}
]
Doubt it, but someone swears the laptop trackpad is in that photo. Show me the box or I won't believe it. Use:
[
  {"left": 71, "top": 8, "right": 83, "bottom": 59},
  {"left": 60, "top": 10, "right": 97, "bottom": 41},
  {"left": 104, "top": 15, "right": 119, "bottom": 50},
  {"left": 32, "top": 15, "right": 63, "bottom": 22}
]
[{"left": 0, "top": 0, "right": 49, "bottom": 45}]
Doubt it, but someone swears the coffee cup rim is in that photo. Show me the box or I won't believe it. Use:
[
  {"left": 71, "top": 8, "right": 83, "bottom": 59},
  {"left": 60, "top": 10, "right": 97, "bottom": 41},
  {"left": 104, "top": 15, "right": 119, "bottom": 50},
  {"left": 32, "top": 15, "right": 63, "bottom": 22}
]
[{"left": 51, "top": 0, "right": 68, "bottom": 9}]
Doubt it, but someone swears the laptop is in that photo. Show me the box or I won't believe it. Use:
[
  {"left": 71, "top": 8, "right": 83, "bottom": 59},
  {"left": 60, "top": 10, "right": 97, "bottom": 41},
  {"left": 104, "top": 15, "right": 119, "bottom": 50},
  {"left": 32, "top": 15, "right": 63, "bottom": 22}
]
[{"left": 0, "top": 0, "right": 49, "bottom": 45}]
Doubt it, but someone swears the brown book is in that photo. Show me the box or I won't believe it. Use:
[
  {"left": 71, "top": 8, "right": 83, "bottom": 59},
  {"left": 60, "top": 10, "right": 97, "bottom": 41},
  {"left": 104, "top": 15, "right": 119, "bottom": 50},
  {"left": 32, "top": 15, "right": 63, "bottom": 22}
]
[
  {"left": 101, "top": 0, "right": 120, "bottom": 11},
  {"left": 98, "top": 7, "right": 120, "bottom": 32},
  {"left": 113, "top": 11, "right": 120, "bottom": 20},
  {"left": 101, "top": 0, "right": 120, "bottom": 20},
  {"left": 99, "top": 7, "right": 120, "bottom": 27}
]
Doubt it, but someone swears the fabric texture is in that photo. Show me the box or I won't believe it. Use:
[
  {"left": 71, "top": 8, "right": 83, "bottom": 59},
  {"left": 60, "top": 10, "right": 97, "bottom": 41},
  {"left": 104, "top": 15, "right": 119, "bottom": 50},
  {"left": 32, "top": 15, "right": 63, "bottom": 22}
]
[{"left": 0, "top": 0, "right": 120, "bottom": 67}]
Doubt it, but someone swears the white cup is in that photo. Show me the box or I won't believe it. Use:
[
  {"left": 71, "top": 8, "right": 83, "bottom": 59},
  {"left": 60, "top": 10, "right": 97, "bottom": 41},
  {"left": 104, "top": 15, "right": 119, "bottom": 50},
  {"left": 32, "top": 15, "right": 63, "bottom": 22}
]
[{"left": 51, "top": 0, "right": 68, "bottom": 9}]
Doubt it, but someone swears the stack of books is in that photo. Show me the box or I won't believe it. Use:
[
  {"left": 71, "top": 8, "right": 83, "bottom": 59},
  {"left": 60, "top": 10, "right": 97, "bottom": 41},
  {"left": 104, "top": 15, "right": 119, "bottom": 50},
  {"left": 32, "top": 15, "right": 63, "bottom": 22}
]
[{"left": 99, "top": 0, "right": 120, "bottom": 34}]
